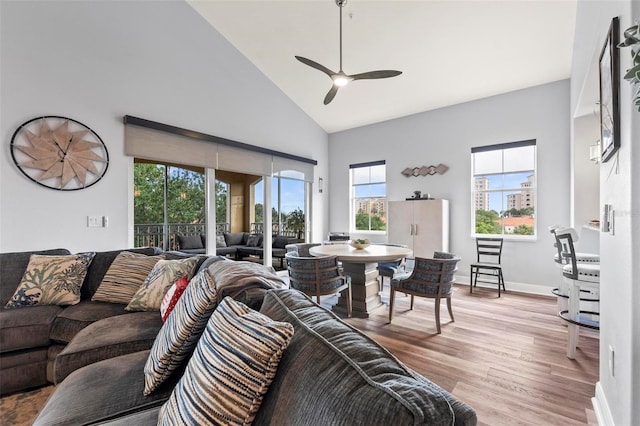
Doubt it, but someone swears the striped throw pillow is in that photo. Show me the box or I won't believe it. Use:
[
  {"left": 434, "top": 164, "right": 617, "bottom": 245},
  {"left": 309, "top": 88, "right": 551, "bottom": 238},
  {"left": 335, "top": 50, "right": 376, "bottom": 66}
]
[
  {"left": 91, "top": 251, "right": 164, "bottom": 304},
  {"left": 144, "top": 270, "right": 217, "bottom": 395},
  {"left": 158, "top": 297, "right": 294, "bottom": 425}
]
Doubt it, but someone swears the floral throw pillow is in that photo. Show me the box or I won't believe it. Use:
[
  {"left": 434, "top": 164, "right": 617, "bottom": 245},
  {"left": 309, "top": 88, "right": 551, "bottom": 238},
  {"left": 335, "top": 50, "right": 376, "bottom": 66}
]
[
  {"left": 125, "top": 257, "right": 198, "bottom": 312},
  {"left": 5, "top": 253, "right": 96, "bottom": 308}
]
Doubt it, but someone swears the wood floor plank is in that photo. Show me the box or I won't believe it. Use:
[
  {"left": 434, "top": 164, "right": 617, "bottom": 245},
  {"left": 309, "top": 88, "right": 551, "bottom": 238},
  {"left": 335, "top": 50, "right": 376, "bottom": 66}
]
[{"left": 336, "top": 283, "right": 599, "bottom": 425}]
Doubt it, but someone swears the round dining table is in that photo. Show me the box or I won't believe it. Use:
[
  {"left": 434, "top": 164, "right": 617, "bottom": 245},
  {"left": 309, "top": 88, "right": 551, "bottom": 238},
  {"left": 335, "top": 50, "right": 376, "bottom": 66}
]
[{"left": 309, "top": 244, "right": 412, "bottom": 318}]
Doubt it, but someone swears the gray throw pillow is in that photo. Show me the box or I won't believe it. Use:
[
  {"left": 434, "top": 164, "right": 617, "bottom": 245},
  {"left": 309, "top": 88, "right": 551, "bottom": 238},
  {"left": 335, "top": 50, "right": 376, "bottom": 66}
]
[
  {"left": 246, "top": 234, "right": 261, "bottom": 247},
  {"left": 224, "top": 232, "right": 245, "bottom": 246},
  {"left": 272, "top": 236, "right": 289, "bottom": 249},
  {"left": 176, "top": 234, "right": 203, "bottom": 250},
  {"left": 216, "top": 235, "right": 227, "bottom": 247}
]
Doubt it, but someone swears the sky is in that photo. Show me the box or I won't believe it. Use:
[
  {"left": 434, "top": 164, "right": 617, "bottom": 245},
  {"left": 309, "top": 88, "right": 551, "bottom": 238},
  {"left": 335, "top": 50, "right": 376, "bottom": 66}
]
[{"left": 254, "top": 178, "right": 305, "bottom": 213}]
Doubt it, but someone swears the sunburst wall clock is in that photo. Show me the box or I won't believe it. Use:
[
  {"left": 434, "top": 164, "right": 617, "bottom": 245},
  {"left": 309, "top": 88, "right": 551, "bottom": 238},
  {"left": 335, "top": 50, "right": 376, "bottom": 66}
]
[{"left": 10, "top": 116, "right": 109, "bottom": 191}]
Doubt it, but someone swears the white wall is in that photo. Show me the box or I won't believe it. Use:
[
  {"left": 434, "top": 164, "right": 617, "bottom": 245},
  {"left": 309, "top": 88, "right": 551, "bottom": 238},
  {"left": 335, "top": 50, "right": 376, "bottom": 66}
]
[
  {"left": 328, "top": 80, "right": 571, "bottom": 294},
  {"left": 0, "top": 0, "right": 328, "bottom": 253},
  {"left": 572, "top": 114, "right": 600, "bottom": 229},
  {"left": 571, "top": 1, "right": 638, "bottom": 424}
]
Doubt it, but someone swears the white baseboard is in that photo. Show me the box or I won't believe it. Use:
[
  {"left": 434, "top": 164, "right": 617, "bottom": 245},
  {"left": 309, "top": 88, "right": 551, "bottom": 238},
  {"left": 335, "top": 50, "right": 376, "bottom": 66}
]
[
  {"left": 592, "top": 381, "right": 614, "bottom": 426},
  {"left": 457, "top": 275, "right": 554, "bottom": 297}
]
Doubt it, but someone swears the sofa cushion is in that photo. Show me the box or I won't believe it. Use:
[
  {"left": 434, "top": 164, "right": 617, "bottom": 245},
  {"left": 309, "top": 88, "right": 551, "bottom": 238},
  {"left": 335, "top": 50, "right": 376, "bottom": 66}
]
[
  {"left": 254, "top": 289, "right": 457, "bottom": 425},
  {"left": 0, "top": 347, "right": 49, "bottom": 395},
  {"left": 53, "top": 312, "right": 162, "bottom": 384},
  {"left": 158, "top": 297, "right": 294, "bottom": 425},
  {"left": 0, "top": 305, "right": 62, "bottom": 352},
  {"left": 176, "top": 234, "right": 203, "bottom": 250},
  {"left": 92, "top": 408, "right": 161, "bottom": 425},
  {"left": 272, "top": 235, "right": 290, "bottom": 249},
  {"left": 47, "top": 344, "right": 64, "bottom": 382},
  {"left": 0, "top": 248, "right": 71, "bottom": 305},
  {"left": 5, "top": 253, "right": 96, "bottom": 308},
  {"left": 144, "top": 269, "right": 217, "bottom": 395},
  {"left": 49, "top": 301, "right": 128, "bottom": 344},
  {"left": 125, "top": 257, "right": 199, "bottom": 312},
  {"left": 246, "top": 234, "right": 262, "bottom": 247},
  {"left": 32, "top": 350, "right": 179, "bottom": 426},
  {"left": 91, "top": 251, "right": 164, "bottom": 304},
  {"left": 215, "top": 246, "right": 237, "bottom": 257},
  {"left": 237, "top": 246, "right": 263, "bottom": 258},
  {"left": 224, "top": 232, "right": 247, "bottom": 246},
  {"left": 215, "top": 235, "right": 226, "bottom": 247}
]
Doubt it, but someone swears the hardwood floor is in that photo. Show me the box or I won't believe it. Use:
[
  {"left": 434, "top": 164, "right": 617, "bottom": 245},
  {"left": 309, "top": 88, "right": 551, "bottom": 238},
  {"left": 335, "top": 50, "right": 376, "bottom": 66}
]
[{"left": 337, "top": 283, "right": 599, "bottom": 426}]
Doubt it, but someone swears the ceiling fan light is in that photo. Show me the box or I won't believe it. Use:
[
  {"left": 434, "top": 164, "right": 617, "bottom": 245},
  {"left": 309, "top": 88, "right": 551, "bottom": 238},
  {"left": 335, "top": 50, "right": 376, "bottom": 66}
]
[{"left": 333, "top": 76, "right": 350, "bottom": 87}]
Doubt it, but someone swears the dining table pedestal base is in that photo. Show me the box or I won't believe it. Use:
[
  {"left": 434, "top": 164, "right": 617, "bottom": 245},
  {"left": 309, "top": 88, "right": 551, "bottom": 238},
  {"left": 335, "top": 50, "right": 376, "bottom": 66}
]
[{"left": 334, "top": 261, "right": 383, "bottom": 318}]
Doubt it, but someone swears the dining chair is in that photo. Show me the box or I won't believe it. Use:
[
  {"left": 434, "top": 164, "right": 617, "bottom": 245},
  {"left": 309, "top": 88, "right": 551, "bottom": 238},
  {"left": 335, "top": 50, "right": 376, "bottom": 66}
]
[
  {"left": 549, "top": 226, "right": 599, "bottom": 312},
  {"left": 553, "top": 229, "right": 600, "bottom": 358},
  {"left": 469, "top": 237, "right": 505, "bottom": 297},
  {"left": 375, "top": 243, "right": 409, "bottom": 293},
  {"left": 285, "top": 252, "right": 352, "bottom": 317},
  {"left": 285, "top": 242, "right": 321, "bottom": 257},
  {"left": 388, "top": 252, "right": 461, "bottom": 334}
]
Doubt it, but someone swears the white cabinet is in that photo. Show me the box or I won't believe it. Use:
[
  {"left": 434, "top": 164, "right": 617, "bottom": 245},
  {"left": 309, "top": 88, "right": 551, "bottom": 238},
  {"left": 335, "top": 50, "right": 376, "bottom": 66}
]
[{"left": 387, "top": 199, "right": 449, "bottom": 258}]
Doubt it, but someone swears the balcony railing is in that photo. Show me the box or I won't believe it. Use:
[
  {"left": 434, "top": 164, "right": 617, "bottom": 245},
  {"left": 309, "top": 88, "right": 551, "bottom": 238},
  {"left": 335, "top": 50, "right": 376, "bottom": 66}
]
[
  {"left": 134, "top": 222, "right": 229, "bottom": 250},
  {"left": 250, "top": 223, "right": 303, "bottom": 239},
  {"left": 134, "top": 222, "right": 303, "bottom": 250}
]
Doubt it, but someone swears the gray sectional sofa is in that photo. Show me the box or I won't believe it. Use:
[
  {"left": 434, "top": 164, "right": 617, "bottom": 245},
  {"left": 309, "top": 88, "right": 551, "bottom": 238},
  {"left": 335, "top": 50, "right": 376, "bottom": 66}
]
[
  {"left": 0, "top": 247, "right": 165, "bottom": 394},
  {"left": 2, "top": 247, "right": 477, "bottom": 425}
]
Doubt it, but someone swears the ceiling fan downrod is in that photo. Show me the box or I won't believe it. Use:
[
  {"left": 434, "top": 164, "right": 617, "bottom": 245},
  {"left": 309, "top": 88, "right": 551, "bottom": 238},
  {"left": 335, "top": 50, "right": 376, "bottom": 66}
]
[{"left": 295, "top": 0, "right": 402, "bottom": 105}]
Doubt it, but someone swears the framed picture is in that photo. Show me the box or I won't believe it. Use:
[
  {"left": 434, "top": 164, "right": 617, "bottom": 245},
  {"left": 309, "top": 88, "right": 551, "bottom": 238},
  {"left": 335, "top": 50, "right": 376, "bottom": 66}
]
[{"left": 599, "top": 17, "right": 620, "bottom": 163}]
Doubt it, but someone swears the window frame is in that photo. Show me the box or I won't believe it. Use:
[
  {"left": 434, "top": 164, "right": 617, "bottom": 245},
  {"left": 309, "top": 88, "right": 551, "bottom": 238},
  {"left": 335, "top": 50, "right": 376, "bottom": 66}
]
[
  {"left": 470, "top": 140, "right": 537, "bottom": 240},
  {"left": 350, "top": 160, "right": 387, "bottom": 234}
]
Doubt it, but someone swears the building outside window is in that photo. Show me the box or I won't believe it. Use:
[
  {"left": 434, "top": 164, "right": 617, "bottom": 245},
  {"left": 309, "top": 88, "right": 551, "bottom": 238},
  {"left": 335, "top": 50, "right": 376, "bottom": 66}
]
[
  {"left": 471, "top": 140, "right": 537, "bottom": 238},
  {"left": 350, "top": 161, "right": 386, "bottom": 232}
]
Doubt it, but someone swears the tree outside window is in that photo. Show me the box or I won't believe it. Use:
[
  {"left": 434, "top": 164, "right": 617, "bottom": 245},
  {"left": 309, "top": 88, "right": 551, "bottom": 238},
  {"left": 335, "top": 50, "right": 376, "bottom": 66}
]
[{"left": 471, "top": 141, "right": 537, "bottom": 238}]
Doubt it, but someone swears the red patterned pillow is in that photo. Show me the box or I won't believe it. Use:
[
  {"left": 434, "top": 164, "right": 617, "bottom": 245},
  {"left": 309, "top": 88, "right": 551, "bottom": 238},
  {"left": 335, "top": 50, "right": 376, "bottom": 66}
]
[{"left": 160, "top": 276, "right": 189, "bottom": 322}]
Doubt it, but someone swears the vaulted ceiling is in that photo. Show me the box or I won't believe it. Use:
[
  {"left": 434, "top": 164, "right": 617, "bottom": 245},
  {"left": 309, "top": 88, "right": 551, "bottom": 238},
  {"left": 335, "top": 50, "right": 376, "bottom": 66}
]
[{"left": 188, "top": 0, "right": 577, "bottom": 133}]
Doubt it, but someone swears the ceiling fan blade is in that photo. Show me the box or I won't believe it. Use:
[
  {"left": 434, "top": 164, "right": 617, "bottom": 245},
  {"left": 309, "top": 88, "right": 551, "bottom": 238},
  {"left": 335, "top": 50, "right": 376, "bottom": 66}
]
[
  {"left": 350, "top": 70, "right": 403, "bottom": 80},
  {"left": 324, "top": 85, "right": 339, "bottom": 105},
  {"left": 295, "top": 56, "right": 336, "bottom": 78}
]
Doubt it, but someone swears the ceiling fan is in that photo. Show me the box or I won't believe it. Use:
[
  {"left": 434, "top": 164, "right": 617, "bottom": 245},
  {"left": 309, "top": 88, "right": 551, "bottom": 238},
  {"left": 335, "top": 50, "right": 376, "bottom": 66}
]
[{"left": 295, "top": 0, "right": 402, "bottom": 105}]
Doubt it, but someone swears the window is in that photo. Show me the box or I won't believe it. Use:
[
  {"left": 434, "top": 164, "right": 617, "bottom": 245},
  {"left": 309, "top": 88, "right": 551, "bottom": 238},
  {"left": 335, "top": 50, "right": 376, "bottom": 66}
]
[
  {"left": 133, "top": 160, "right": 206, "bottom": 250},
  {"left": 215, "top": 180, "right": 230, "bottom": 234},
  {"left": 350, "top": 161, "right": 386, "bottom": 232},
  {"left": 471, "top": 140, "right": 536, "bottom": 238},
  {"left": 252, "top": 171, "right": 306, "bottom": 239}
]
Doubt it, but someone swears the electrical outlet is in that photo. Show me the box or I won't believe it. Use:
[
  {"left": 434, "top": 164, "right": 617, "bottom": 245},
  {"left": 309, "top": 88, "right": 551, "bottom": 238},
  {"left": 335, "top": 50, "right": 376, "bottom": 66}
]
[
  {"left": 609, "top": 345, "right": 615, "bottom": 376},
  {"left": 87, "top": 216, "right": 102, "bottom": 227}
]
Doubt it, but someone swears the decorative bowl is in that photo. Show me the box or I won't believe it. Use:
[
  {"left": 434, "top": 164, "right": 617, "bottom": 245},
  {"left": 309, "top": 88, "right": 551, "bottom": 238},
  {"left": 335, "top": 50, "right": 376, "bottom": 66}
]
[{"left": 350, "top": 240, "right": 370, "bottom": 250}]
